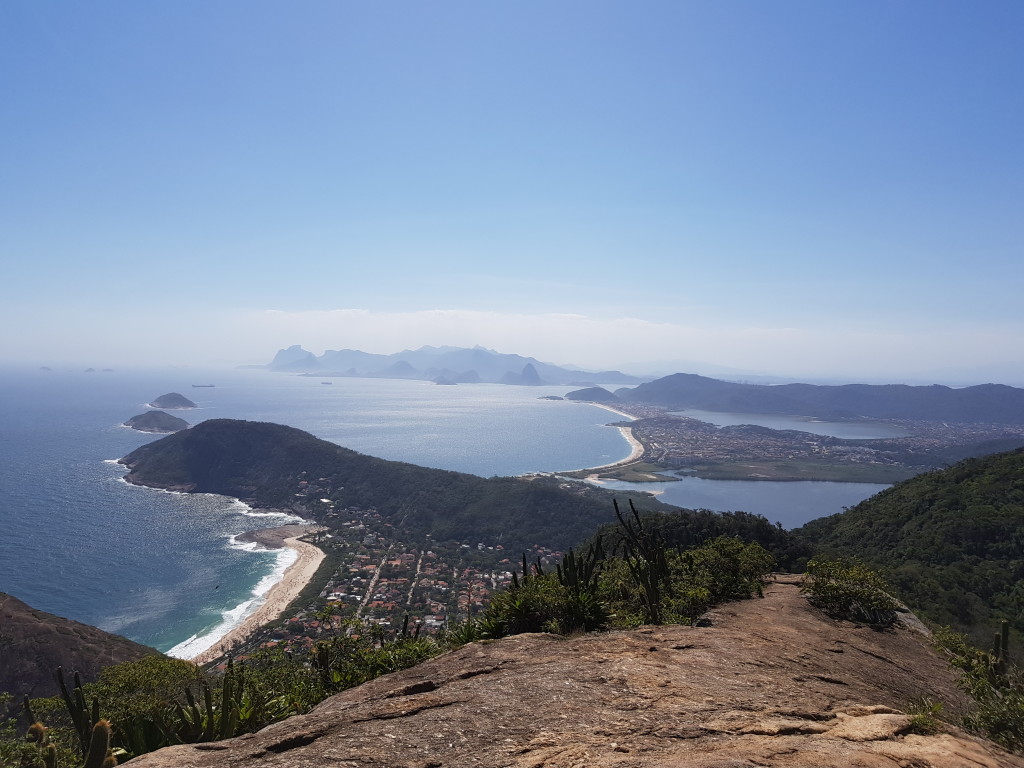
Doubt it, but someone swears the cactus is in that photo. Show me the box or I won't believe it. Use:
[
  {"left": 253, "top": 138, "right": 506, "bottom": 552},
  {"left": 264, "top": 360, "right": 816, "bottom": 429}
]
[
  {"left": 172, "top": 658, "right": 244, "bottom": 744},
  {"left": 613, "top": 499, "right": 673, "bottom": 624},
  {"left": 510, "top": 552, "right": 531, "bottom": 591},
  {"left": 56, "top": 666, "right": 103, "bottom": 757},
  {"left": 23, "top": 716, "right": 58, "bottom": 768},
  {"left": 556, "top": 535, "right": 605, "bottom": 596},
  {"left": 992, "top": 619, "right": 1011, "bottom": 676},
  {"left": 23, "top": 695, "right": 37, "bottom": 726},
  {"left": 217, "top": 659, "right": 242, "bottom": 740},
  {"left": 83, "top": 720, "right": 116, "bottom": 768},
  {"left": 30, "top": 679, "right": 117, "bottom": 765}
]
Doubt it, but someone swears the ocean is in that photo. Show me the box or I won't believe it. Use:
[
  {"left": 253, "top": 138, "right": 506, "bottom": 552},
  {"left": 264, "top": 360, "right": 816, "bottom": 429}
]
[{"left": 0, "top": 365, "right": 888, "bottom": 655}]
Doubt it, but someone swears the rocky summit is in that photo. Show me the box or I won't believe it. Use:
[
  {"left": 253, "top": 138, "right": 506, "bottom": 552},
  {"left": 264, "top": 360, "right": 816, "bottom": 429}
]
[{"left": 129, "top": 577, "right": 1022, "bottom": 768}]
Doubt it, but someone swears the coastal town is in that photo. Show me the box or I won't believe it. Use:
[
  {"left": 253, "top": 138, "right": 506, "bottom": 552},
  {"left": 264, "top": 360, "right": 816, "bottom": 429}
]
[
  {"left": 579, "top": 404, "right": 1024, "bottom": 483},
  {"left": 213, "top": 502, "right": 560, "bottom": 662}
]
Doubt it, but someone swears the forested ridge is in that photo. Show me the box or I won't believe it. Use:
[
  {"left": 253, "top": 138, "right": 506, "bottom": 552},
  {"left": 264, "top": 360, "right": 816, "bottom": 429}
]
[
  {"left": 797, "top": 447, "right": 1024, "bottom": 645},
  {"left": 119, "top": 419, "right": 670, "bottom": 552},
  {"left": 621, "top": 373, "right": 1024, "bottom": 423}
]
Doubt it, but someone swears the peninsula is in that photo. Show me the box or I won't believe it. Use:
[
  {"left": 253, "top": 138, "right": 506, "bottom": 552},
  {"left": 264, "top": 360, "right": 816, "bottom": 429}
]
[
  {"left": 114, "top": 418, "right": 675, "bottom": 663},
  {"left": 118, "top": 418, "right": 665, "bottom": 552}
]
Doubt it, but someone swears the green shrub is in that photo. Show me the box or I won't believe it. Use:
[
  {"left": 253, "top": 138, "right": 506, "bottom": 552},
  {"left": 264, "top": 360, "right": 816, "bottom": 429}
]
[
  {"left": 310, "top": 635, "right": 440, "bottom": 692},
  {"left": 801, "top": 558, "right": 899, "bottom": 626},
  {"left": 596, "top": 536, "right": 774, "bottom": 627},
  {"left": 905, "top": 698, "right": 944, "bottom": 736},
  {"left": 16, "top": 634, "right": 441, "bottom": 765},
  {"left": 678, "top": 536, "right": 775, "bottom": 604},
  {"left": 933, "top": 626, "right": 1024, "bottom": 753},
  {"left": 476, "top": 572, "right": 609, "bottom": 638},
  {"left": 0, "top": 693, "right": 52, "bottom": 768},
  {"left": 473, "top": 534, "right": 775, "bottom": 638},
  {"left": 439, "top": 618, "right": 487, "bottom": 646}
]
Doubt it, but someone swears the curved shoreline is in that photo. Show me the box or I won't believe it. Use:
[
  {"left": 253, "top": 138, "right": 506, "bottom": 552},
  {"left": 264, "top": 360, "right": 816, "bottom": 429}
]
[
  {"left": 569, "top": 402, "right": 646, "bottom": 472},
  {"left": 188, "top": 525, "right": 325, "bottom": 665}
]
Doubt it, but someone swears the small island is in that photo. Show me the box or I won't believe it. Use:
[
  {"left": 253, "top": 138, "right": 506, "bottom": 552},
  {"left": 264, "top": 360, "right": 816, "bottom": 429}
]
[
  {"left": 565, "top": 386, "right": 620, "bottom": 403},
  {"left": 124, "top": 411, "right": 189, "bottom": 433},
  {"left": 147, "top": 392, "right": 197, "bottom": 409}
]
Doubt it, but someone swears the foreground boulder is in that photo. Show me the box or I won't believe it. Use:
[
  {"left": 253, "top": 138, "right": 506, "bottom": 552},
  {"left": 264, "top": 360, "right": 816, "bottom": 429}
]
[{"left": 129, "top": 577, "right": 1021, "bottom": 767}]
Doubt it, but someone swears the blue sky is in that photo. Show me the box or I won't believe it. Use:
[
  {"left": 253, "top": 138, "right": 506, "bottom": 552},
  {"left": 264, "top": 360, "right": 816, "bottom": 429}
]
[{"left": 2, "top": 1, "right": 1022, "bottom": 382}]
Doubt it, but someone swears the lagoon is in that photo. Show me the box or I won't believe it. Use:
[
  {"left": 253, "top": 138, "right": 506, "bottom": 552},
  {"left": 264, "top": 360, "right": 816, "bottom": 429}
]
[
  {"left": 588, "top": 474, "right": 890, "bottom": 529},
  {"left": 671, "top": 409, "right": 909, "bottom": 440}
]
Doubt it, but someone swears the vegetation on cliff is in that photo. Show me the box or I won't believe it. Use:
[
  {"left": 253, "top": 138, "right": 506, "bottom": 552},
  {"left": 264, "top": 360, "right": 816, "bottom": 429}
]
[
  {"left": 796, "top": 447, "right": 1024, "bottom": 647},
  {"left": 455, "top": 515, "right": 776, "bottom": 641}
]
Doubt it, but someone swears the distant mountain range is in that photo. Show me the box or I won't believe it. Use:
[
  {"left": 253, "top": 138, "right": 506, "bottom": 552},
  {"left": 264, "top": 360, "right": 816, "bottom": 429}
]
[
  {"left": 266, "top": 345, "right": 1024, "bottom": 423},
  {"left": 617, "top": 373, "right": 1024, "bottom": 424},
  {"left": 266, "top": 345, "right": 645, "bottom": 386}
]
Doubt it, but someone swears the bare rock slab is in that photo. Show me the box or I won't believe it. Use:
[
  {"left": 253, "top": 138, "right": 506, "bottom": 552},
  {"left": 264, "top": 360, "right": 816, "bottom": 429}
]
[{"left": 129, "top": 580, "right": 1024, "bottom": 768}]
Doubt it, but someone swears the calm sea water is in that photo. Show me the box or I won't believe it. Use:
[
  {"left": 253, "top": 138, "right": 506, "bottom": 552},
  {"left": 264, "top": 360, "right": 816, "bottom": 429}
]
[{"left": 0, "top": 366, "right": 633, "bottom": 653}]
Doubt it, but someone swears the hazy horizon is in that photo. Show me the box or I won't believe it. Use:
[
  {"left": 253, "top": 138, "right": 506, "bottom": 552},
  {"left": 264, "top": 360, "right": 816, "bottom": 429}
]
[
  {"left": 3, "top": 3, "right": 1022, "bottom": 384},
  {"left": 9, "top": 339, "right": 1023, "bottom": 389}
]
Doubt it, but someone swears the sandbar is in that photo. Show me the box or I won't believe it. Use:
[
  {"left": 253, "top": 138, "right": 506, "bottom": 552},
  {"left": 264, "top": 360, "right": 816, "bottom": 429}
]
[
  {"left": 190, "top": 524, "right": 326, "bottom": 665},
  {"left": 579, "top": 403, "right": 646, "bottom": 470}
]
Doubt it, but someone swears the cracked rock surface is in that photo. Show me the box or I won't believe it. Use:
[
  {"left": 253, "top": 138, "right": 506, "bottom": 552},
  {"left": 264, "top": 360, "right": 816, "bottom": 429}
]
[{"left": 129, "top": 576, "right": 1024, "bottom": 767}]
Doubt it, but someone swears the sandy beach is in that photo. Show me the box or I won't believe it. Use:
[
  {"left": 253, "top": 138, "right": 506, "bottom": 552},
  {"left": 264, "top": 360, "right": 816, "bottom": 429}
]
[
  {"left": 189, "top": 524, "right": 326, "bottom": 665},
  {"left": 578, "top": 402, "right": 646, "bottom": 471}
]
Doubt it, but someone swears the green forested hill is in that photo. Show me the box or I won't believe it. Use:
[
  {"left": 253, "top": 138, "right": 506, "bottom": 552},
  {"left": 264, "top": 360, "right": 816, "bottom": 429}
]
[
  {"left": 796, "top": 448, "right": 1024, "bottom": 644},
  {"left": 119, "top": 419, "right": 668, "bottom": 552}
]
